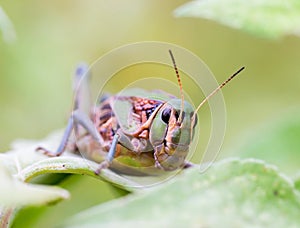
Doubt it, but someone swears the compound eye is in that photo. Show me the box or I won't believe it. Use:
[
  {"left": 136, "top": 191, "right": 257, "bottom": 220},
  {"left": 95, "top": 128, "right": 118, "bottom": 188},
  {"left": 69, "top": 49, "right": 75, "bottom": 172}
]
[{"left": 161, "top": 108, "right": 171, "bottom": 124}]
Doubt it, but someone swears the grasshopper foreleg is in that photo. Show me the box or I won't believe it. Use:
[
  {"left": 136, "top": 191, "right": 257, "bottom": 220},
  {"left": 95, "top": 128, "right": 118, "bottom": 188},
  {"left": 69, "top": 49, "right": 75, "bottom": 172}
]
[
  {"left": 95, "top": 133, "right": 120, "bottom": 175},
  {"left": 183, "top": 161, "right": 194, "bottom": 169}
]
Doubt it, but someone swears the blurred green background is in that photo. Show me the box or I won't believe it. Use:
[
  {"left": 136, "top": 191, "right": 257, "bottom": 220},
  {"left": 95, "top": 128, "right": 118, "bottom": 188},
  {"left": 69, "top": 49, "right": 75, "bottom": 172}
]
[
  {"left": 1, "top": 0, "right": 299, "bottom": 153},
  {"left": 1, "top": 1, "right": 300, "bottom": 226}
]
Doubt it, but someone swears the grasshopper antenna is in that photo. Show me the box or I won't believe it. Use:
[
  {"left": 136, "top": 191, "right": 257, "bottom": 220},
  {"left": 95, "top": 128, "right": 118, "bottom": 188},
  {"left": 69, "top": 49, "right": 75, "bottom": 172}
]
[
  {"left": 169, "top": 50, "right": 184, "bottom": 123},
  {"left": 192, "top": 66, "right": 245, "bottom": 123}
]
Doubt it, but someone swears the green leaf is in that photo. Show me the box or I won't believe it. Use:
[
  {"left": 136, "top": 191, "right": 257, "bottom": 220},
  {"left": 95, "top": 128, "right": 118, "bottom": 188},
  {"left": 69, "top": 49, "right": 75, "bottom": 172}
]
[
  {"left": 0, "top": 132, "right": 69, "bottom": 212},
  {"left": 63, "top": 159, "right": 300, "bottom": 227},
  {"left": 0, "top": 165, "right": 69, "bottom": 207},
  {"left": 0, "top": 131, "right": 135, "bottom": 225},
  {"left": 0, "top": 6, "right": 16, "bottom": 43},
  {"left": 294, "top": 172, "right": 300, "bottom": 192},
  {"left": 0, "top": 131, "right": 142, "bottom": 191},
  {"left": 19, "top": 156, "right": 141, "bottom": 191},
  {"left": 174, "top": 0, "right": 300, "bottom": 39}
]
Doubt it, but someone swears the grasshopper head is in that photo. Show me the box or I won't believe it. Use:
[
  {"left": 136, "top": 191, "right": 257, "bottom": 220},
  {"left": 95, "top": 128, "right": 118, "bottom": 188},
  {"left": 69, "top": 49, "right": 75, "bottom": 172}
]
[
  {"left": 151, "top": 50, "right": 244, "bottom": 171},
  {"left": 149, "top": 99, "right": 197, "bottom": 171}
]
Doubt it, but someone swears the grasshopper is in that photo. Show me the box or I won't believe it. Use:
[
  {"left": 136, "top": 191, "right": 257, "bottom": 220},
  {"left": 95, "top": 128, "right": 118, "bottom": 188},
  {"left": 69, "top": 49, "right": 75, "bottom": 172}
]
[{"left": 37, "top": 50, "right": 244, "bottom": 175}]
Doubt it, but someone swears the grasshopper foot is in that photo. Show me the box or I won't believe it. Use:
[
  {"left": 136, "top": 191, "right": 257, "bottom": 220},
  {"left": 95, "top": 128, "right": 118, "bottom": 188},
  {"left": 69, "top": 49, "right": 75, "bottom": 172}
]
[
  {"left": 183, "top": 161, "right": 194, "bottom": 169},
  {"left": 36, "top": 147, "right": 61, "bottom": 157},
  {"left": 94, "top": 160, "right": 110, "bottom": 175}
]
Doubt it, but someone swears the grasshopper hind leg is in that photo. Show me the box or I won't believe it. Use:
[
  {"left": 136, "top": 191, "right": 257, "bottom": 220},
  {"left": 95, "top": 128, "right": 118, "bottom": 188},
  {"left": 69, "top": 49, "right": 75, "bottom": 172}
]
[
  {"left": 37, "top": 63, "right": 120, "bottom": 175},
  {"left": 36, "top": 110, "right": 105, "bottom": 157},
  {"left": 36, "top": 117, "right": 74, "bottom": 156},
  {"left": 37, "top": 64, "right": 90, "bottom": 156},
  {"left": 37, "top": 64, "right": 104, "bottom": 158}
]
